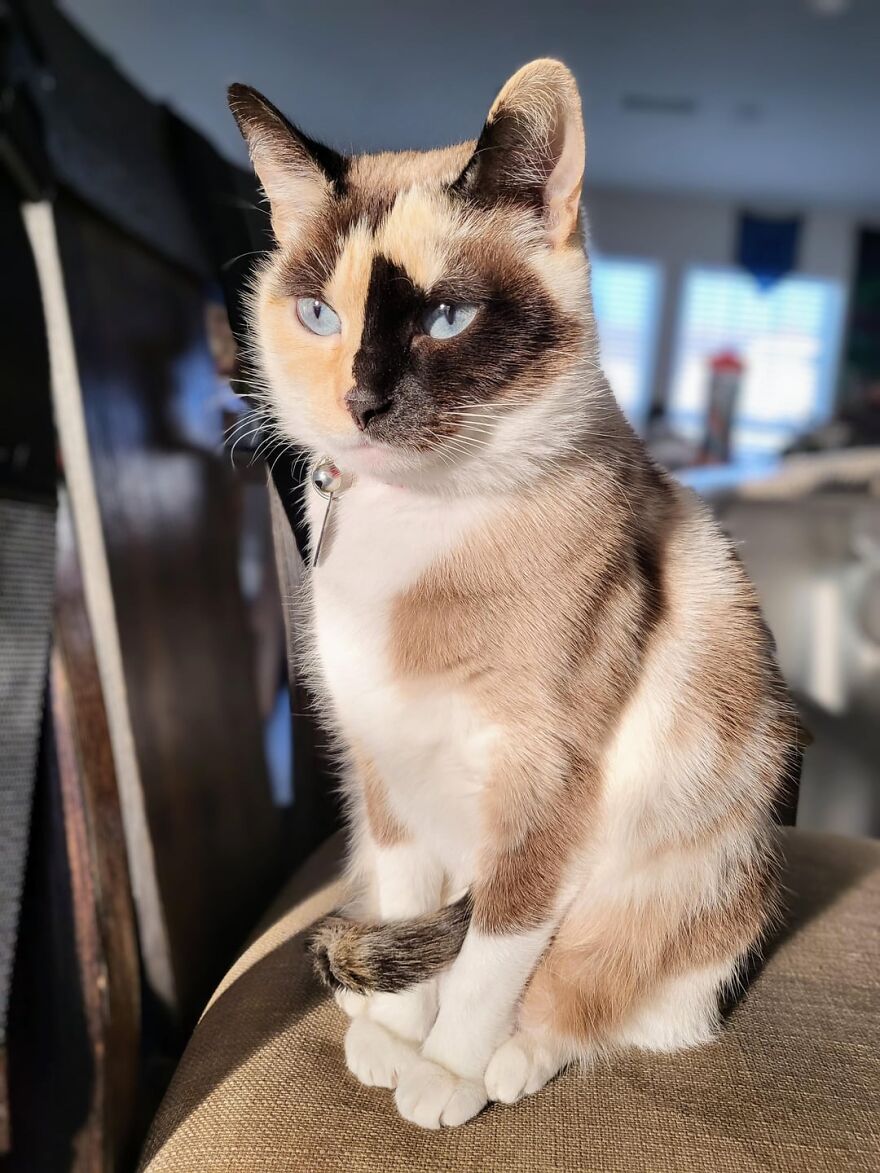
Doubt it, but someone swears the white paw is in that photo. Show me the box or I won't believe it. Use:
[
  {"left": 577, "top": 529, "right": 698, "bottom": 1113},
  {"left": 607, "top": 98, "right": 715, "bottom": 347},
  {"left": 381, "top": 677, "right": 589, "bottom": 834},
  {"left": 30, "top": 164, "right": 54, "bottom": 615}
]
[
  {"left": 368, "top": 983, "right": 437, "bottom": 1044},
  {"left": 344, "top": 1016, "right": 418, "bottom": 1089},
  {"left": 484, "top": 1034, "right": 563, "bottom": 1105},
  {"left": 334, "top": 986, "right": 368, "bottom": 1018},
  {"left": 394, "top": 1056, "right": 487, "bottom": 1129}
]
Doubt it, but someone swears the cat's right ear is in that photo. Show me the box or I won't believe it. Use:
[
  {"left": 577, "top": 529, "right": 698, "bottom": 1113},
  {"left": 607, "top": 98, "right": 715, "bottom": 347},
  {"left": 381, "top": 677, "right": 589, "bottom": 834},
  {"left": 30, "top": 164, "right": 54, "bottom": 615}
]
[{"left": 228, "top": 84, "right": 346, "bottom": 244}]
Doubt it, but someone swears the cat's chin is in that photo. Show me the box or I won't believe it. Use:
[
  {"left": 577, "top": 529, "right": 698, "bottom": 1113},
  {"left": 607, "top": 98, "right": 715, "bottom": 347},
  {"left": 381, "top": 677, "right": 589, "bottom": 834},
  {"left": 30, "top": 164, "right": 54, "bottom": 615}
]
[
  {"left": 309, "top": 433, "right": 497, "bottom": 494},
  {"left": 330, "top": 439, "right": 409, "bottom": 479},
  {"left": 329, "top": 439, "right": 447, "bottom": 487}
]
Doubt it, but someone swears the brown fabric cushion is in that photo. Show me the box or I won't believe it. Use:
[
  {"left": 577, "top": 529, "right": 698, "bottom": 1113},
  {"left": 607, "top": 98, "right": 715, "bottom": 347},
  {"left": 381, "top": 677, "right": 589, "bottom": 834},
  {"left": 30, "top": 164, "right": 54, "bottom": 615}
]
[{"left": 139, "top": 830, "right": 880, "bottom": 1172}]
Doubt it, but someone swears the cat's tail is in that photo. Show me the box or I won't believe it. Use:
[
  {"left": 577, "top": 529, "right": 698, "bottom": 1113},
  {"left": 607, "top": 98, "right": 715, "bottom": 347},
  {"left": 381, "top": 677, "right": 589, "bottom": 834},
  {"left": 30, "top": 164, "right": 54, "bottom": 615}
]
[{"left": 307, "top": 894, "right": 472, "bottom": 995}]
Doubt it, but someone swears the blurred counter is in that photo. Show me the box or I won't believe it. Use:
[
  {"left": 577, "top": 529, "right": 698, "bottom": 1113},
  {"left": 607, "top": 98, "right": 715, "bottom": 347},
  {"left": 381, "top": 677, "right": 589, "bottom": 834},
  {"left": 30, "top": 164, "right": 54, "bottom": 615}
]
[{"left": 682, "top": 448, "right": 880, "bottom": 837}]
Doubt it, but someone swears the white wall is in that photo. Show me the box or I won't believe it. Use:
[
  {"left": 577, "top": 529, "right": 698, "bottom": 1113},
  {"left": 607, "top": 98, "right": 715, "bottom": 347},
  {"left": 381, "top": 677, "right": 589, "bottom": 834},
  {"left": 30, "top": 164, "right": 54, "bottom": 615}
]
[
  {"left": 62, "top": 0, "right": 880, "bottom": 209},
  {"left": 584, "top": 185, "right": 880, "bottom": 411}
]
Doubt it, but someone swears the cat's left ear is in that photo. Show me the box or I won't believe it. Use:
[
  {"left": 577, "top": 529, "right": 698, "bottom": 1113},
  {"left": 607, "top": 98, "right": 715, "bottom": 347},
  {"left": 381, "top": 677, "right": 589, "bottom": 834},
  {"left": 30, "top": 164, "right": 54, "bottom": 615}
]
[
  {"left": 454, "top": 59, "right": 585, "bottom": 248},
  {"left": 228, "top": 84, "right": 346, "bottom": 244}
]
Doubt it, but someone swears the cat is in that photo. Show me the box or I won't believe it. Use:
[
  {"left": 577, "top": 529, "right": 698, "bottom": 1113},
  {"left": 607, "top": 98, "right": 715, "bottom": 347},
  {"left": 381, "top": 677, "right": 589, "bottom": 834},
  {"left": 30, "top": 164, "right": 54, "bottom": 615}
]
[{"left": 229, "top": 59, "right": 801, "bottom": 1130}]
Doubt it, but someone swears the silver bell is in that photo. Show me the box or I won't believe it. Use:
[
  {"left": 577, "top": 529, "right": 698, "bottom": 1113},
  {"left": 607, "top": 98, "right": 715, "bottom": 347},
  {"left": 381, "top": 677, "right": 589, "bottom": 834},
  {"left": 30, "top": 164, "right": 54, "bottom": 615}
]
[{"left": 312, "top": 459, "right": 343, "bottom": 497}]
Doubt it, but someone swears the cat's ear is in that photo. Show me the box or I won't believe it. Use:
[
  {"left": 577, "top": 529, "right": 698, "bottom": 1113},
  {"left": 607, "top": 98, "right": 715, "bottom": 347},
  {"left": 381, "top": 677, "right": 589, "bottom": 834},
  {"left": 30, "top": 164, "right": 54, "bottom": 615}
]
[
  {"left": 228, "top": 84, "right": 346, "bottom": 244},
  {"left": 454, "top": 59, "right": 585, "bottom": 248}
]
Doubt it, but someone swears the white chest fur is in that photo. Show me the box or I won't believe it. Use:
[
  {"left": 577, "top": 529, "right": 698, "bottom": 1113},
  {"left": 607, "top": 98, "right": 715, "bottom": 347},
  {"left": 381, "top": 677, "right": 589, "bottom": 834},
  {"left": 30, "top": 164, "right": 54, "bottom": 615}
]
[{"left": 308, "top": 477, "right": 500, "bottom": 880}]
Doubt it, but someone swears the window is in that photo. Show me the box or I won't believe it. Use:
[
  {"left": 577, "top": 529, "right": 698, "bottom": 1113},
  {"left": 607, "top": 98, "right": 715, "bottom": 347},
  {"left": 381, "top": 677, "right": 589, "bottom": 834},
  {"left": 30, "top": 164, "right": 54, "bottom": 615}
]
[
  {"left": 668, "top": 267, "right": 846, "bottom": 461},
  {"left": 591, "top": 256, "right": 663, "bottom": 427}
]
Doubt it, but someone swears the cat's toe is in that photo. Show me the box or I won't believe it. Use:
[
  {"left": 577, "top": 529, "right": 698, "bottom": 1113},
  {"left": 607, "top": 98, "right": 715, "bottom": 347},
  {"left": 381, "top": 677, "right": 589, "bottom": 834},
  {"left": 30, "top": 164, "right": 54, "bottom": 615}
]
[
  {"left": 394, "top": 1057, "right": 487, "bottom": 1129},
  {"left": 484, "top": 1037, "right": 531, "bottom": 1103},
  {"left": 484, "top": 1033, "right": 564, "bottom": 1104},
  {"left": 344, "top": 1016, "right": 417, "bottom": 1089}
]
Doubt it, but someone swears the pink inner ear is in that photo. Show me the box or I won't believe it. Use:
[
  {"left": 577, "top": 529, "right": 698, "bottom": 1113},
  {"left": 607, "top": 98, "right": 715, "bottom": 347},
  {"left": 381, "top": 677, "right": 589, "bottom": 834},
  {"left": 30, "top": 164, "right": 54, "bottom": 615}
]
[
  {"left": 256, "top": 155, "right": 331, "bottom": 246},
  {"left": 544, "top": 105, "right": 585, "bottom": 247}
]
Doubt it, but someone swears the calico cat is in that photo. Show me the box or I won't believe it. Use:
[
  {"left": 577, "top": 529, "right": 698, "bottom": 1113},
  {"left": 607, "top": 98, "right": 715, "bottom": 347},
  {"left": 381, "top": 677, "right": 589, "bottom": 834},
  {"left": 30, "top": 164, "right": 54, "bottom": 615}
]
[{"left": 229, "top": 60, "right": 800, "bottom": 1130}]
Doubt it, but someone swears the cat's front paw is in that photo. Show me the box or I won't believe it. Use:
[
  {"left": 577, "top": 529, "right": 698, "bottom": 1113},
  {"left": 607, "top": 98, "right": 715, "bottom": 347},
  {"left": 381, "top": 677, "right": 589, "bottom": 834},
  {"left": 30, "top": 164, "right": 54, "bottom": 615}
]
[
  {"left": 344, "top": 1016, "right": 418, "bottom": 1089},
  {"left": 484, "top": 1032, "right": 564, "bottom": 1104},
  {"left": 394, "top": 1056, "right": 487, "bottom": 1129}
]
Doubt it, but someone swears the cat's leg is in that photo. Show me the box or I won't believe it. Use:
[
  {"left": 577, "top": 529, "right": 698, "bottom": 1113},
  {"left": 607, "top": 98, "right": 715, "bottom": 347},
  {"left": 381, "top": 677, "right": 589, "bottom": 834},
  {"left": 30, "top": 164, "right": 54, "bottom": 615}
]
[
  {"left": 514, "top": 879, "right": 752, "bottom": 1071},
  {"left": 482, "top": 923, "right": 730, "bottom": 1105},
  {"left": 342, "top": 758, "right": 446, "bottom": 1088},
  {"left": 394, "top": 922, "right": 555, "bottom": 1127},
  {"left": 610, "top": 960, "right": 736, "bottom": 1053},
  {"left": 482, "top": 973, "right": 728, "bottom": 1106},
  {"left": 343, "top": 838, "right": 445, "bottom": 1089},
  {"left": 393, "top": 743, "right": 575, "bottom": 1128},
  {"left": 364, "top": 840, "right": 445, "bottom": 1044}
]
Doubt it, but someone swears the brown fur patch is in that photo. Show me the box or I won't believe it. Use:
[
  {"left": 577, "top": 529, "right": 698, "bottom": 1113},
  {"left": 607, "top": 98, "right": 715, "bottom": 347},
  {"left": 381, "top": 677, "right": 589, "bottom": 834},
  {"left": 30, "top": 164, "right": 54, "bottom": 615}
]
[
  {"left": 520, "top": 841, "right": 778, "bottom": 1044},
  {"left": 391, "top": 443, "right": 682, "bottom": 934},
  {"left": 354, "top": 751, "right": 408, "bottom": 848}
]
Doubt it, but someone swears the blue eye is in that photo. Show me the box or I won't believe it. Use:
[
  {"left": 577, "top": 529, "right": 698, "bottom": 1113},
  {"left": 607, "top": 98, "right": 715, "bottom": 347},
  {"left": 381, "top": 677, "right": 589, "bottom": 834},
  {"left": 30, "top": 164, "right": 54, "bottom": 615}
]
[
  {"left": 422, "top": 302, "right": 478, "bottom": 340},
  {"left": 296, "top": 297, "right": 341, "bottom": 336}
]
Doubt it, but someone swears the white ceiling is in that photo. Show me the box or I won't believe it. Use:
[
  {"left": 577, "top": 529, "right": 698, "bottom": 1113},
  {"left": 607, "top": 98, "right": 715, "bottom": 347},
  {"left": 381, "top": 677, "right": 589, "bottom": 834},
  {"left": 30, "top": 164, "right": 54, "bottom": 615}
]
[{"left": 60, "top": 0, "right": 880, "bottom": 209}]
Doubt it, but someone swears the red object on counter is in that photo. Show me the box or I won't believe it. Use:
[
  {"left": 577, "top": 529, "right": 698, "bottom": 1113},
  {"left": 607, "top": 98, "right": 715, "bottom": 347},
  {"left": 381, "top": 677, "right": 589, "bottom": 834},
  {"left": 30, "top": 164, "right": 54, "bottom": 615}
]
[{"left": 702, "top": 350, "right": 745, "bottom": 464}]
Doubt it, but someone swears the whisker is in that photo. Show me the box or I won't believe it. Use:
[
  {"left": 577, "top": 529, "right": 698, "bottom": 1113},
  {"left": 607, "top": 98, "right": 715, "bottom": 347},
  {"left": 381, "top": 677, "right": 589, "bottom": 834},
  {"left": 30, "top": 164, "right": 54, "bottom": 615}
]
[{"left": 222, "top": 249, "right": 268, "bottom": 271}]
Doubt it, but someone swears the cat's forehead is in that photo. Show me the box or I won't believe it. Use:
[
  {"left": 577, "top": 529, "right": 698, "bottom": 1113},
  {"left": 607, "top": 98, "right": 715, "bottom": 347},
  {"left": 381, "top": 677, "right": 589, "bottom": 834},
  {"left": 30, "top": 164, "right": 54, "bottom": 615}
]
[
  {"left": 276, "top": 140, "right": 533, "bottom": 300},
  {"left": 347, "top": 142, "right": 476, "bottom": 198}
]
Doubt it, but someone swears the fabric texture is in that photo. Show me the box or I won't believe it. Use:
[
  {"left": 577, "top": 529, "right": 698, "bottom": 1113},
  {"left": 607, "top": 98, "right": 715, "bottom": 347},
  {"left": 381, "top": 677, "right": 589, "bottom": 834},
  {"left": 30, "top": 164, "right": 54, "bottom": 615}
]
[
  {"left": 0, "top": 498, "right": 55, "bottom": 1056},
  {"left": 140, "top": 830, "right": 880, "bottom": 1173}
]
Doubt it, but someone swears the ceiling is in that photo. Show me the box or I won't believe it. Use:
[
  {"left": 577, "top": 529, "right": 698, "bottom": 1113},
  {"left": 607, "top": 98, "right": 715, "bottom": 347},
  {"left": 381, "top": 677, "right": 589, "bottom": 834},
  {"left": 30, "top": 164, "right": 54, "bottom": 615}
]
[{"left": 59, "top": 0, "right": 880, "bottom": 209}]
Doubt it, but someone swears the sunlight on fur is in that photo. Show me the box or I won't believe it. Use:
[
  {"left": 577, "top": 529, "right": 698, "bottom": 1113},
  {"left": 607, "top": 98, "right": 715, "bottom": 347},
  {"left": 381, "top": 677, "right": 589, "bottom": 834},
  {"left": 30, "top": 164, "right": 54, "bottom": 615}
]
[{"left": 229, "top": 57, "right": 801, "bottom": 1131}]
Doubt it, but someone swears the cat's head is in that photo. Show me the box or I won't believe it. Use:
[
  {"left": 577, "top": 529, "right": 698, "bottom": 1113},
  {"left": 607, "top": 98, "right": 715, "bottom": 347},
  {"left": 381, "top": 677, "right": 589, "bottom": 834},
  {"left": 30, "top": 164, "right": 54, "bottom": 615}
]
[{"left": 230, "top": 60, "right": 599, "bottom": 490}]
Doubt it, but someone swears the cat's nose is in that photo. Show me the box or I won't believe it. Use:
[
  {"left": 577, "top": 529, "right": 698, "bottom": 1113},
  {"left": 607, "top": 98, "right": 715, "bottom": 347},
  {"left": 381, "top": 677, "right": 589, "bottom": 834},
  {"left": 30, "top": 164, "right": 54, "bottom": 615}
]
[{"left": 345, "top": 386, "right": 392, "bottom": 432}]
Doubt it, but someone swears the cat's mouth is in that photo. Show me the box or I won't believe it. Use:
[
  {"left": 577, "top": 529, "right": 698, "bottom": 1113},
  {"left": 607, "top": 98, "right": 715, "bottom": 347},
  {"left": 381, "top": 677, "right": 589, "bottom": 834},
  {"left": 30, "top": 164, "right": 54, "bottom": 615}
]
[
  {"left": 332, "top": 434, "right": 419, "bottom": 480},
  {"left": 331, "top": 426, "right": 484, "bottom": 484},
  {"left": 341, "top": 439, "right": 396, "bottom": 471}
]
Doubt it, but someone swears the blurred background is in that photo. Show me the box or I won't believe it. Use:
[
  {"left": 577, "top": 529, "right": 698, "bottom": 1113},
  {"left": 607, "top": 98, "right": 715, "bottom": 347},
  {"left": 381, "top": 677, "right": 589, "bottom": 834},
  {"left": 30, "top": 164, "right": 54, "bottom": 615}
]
[{"left": 1, "top": 1, "right": 878, "bottom": 1169}]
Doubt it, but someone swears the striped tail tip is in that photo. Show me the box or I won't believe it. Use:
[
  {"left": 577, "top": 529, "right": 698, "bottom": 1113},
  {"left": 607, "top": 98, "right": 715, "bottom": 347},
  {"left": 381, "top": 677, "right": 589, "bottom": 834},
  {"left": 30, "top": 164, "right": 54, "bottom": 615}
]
[{"left": 307, "top": 894, "right": 473, "bottom": 995}]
